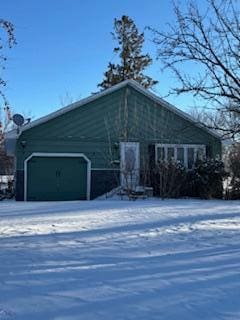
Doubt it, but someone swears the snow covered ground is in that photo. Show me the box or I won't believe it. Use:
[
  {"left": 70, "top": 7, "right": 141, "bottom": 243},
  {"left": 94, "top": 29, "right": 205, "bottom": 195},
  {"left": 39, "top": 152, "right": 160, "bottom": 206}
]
[{"left": 0, "top": 199, "right": 240, "bottom": 320}]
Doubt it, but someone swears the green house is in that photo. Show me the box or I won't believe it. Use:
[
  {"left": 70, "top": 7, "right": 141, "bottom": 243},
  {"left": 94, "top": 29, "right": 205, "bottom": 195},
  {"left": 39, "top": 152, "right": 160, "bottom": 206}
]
[{"left": 11, "top": 80, "right": 221, "bottom": 201}]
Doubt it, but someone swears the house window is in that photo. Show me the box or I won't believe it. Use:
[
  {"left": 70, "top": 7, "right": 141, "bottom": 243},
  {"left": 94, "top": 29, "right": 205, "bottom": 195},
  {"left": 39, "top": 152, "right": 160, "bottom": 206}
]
[
  {"left": 187, "top": 148, "right": 194, "bottom": 169},
  {"left": 196, "top": 147, "right": 205, "bottom": 161},
  {"left": 177, "top": 147, "right": 184, "bottom": 165},
  {"left": 155, "top": 144, "right": 206, "bottom": 169},
  {"left": 167, "top": 147, "right": 175, "bottom": 161},
  {"left": 157, "top": 147, "right": 165, "bottom": 161}
]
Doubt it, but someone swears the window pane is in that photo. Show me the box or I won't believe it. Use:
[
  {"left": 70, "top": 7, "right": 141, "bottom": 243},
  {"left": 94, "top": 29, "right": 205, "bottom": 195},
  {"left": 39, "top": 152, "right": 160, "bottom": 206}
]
[
  {"left": 188, "top": 148, "right": 194, "bottom": 169},
  {"left": 157, "top": 147, "right": 165, "bottom": 161},
  {"left": 196, "top": 147, "right": 205, "bottom": 160},
  {"left": 177, "top": 147, "right": 184, "bottom": 165},
  {"left": 167, "top": 147, "right": 175, "bottom": 161}
]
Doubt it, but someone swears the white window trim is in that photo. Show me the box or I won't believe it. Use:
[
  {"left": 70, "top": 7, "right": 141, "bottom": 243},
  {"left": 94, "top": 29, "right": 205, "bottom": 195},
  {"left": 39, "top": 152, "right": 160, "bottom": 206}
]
[
  {"left": 24, "top": 152, "right": 91, "bottom": 201},
  {"left": 155, "top": 144, "right": 206, "bottom": 168}
]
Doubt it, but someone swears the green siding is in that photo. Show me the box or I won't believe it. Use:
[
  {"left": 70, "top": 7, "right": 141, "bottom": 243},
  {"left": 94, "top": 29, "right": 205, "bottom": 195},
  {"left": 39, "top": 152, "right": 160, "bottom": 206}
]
[
  {"left": 127, "top": 87, "right": 220, "bottom": 144},
  {"left": 16, "top": 84, "right": 221, "bottom": 173},
  {"left": 16, "top": 89, "right": 125, "bottom": 170},
  {"left": 125, "top": 86, "right": 221, "bottom": 163}
]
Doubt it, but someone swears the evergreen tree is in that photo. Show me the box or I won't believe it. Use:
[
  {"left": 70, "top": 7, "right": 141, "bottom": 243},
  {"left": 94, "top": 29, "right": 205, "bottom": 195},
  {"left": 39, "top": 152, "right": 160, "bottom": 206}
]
[{"left": 98, "top": 15, "right": 157, "bottom": 90}]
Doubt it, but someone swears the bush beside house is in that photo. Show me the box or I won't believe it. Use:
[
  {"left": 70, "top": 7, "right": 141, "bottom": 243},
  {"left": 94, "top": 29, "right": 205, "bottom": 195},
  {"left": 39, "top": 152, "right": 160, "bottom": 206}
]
[
  {"left": 148, "top": 158, "right": 226, "bottom": 200},
  {"left": 226, "top": 144, "right": 240, "bottom": 200}
]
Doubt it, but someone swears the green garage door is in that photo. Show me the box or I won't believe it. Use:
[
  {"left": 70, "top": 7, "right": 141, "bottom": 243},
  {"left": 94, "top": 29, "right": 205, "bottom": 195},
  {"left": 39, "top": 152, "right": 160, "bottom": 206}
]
[{"left": 27, "top": 156, "right": 88, "bottom": 201}]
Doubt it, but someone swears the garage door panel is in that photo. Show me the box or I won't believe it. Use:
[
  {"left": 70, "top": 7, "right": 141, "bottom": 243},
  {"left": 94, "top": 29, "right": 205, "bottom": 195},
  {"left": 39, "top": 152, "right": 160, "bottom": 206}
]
[
  {"left": 59, "top": 166, "right": 87, "bottom": 198},
  {"left": 27, "top": 158, "right": 56, "bottom": 200}
]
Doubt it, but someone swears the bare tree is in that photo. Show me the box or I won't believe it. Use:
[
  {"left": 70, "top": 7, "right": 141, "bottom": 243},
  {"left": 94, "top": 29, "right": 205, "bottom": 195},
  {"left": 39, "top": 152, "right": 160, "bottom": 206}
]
[
  {"left": 0, "top": 19, "right": 16, "bottom": 102},
  {"left": 190, "top": 106, "right": 237, "bottom": 137},
  {"left": 0, "top": 19, "right": 16, "bottom": 143},
  {"left": 149, "top": 0, "right": 240, "bottom": 140}
]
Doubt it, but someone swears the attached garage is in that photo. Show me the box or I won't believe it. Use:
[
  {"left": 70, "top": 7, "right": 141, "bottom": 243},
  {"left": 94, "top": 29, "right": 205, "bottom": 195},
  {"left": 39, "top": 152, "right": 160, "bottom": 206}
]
[{"left": 24, "top": 153, "right": 91, "bottom": 201}]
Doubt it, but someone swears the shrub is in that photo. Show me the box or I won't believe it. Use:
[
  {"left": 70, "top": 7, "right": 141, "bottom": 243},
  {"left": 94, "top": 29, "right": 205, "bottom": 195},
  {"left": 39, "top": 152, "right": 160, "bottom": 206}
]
[
  {"left": 185, "top": 159, "right": 227, "bottom": 199},
  {"left": 151, "top": 160, "right": 187, "bottom": 199},
  {"left": 149, "top": 158, "right": 226, "bottom": 199},
  {"left": 228, "top": 144, "right": 240, "bottom": 199}
]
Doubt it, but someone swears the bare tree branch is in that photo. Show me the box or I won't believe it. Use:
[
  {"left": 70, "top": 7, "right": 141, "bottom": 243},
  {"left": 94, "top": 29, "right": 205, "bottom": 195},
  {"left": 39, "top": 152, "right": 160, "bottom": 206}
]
[
  {"left": 149, "top": 0, "right": 240, "bottom": 140},
  {"left": 0, "top": 19, "right": 16, "bottom": 143}
]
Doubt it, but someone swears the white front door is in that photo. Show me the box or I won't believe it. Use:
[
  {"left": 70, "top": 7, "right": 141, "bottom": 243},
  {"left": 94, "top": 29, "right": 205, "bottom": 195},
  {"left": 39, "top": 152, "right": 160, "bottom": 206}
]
[{"left": 120, "top": 142, "right": 140, "bottom": 190}]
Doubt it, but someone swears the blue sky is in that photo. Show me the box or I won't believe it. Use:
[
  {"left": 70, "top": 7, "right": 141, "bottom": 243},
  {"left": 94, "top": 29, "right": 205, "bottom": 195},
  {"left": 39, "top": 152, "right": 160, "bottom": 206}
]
[{"left": 2, "top": 0, "right": 196, "bottom": 120}]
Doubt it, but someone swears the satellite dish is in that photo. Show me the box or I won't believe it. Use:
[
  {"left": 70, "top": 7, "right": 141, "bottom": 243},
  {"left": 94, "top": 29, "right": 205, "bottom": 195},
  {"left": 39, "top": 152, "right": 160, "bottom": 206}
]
[{"left": 12, "top": 114, "right": 24, "bottom": 126}]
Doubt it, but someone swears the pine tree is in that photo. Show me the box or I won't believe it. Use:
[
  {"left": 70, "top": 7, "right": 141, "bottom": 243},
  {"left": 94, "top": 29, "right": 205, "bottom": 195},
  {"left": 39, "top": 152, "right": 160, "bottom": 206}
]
[{"left": 98, "top": 15, "right": 157, "bottom": 90}]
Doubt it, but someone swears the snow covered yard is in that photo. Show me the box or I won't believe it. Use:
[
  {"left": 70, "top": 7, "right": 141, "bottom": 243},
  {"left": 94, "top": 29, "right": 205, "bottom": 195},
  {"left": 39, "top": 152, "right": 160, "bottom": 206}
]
[{"left": 0, "top": 199, "right": 240, "bottom": 320}]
